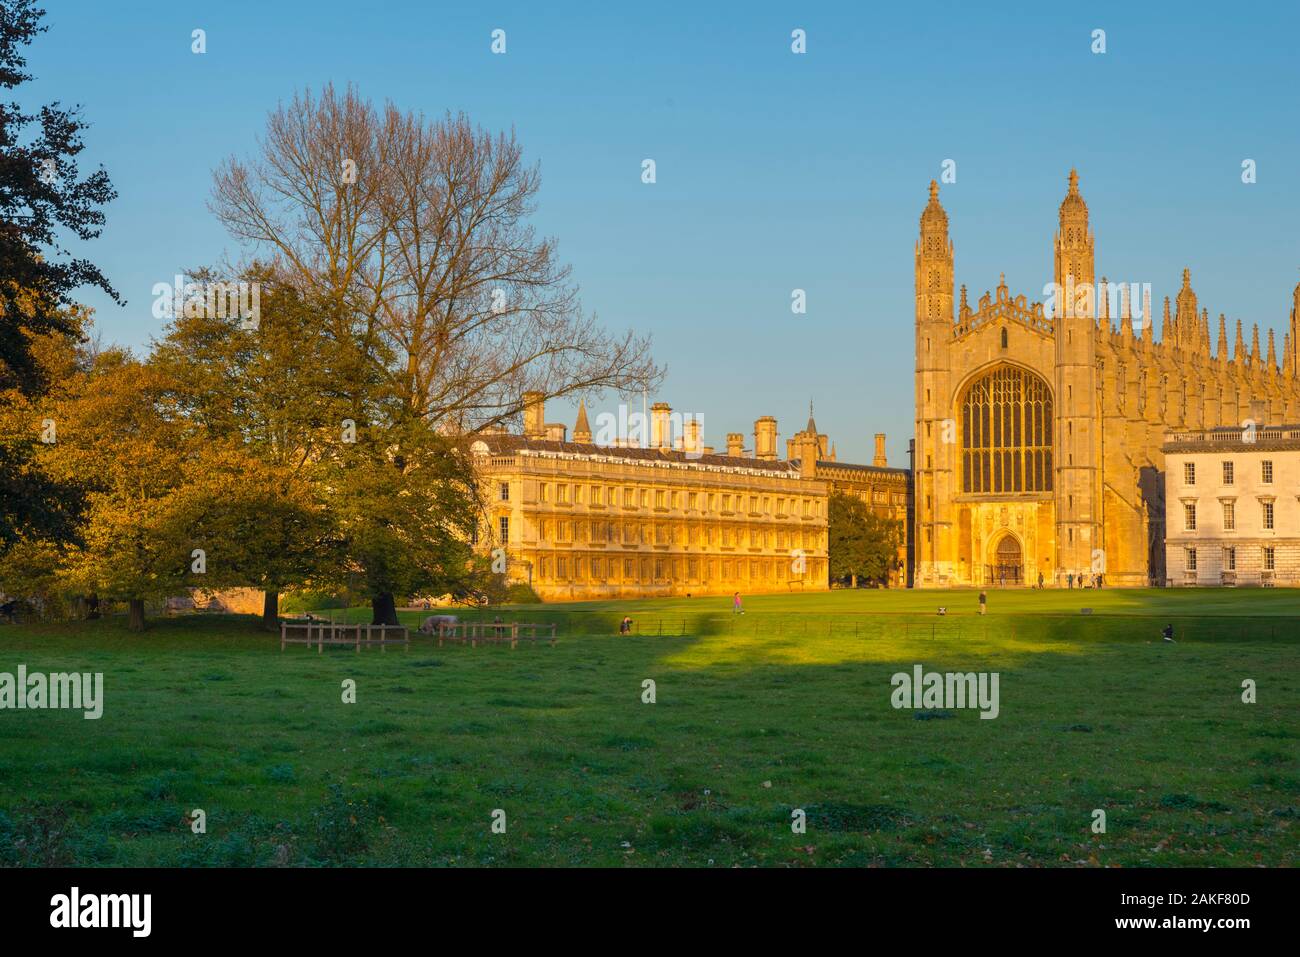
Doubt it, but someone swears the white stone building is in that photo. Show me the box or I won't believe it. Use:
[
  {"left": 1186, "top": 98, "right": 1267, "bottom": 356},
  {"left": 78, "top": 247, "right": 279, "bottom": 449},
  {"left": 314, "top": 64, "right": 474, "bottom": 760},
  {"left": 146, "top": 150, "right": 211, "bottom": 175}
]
[{"left": 1163, "top": 426, "right": 1300, "bottom": 586}]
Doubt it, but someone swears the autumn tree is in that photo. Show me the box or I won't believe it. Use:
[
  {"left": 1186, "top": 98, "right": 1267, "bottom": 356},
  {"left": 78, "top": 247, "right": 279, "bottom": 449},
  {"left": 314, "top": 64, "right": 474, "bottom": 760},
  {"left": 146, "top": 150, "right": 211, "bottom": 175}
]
[
  {"left": 0, "top": 308, "right": 89, "bottom": 556},
  {"left": 211, "top": 85, "right": 661, "bottom": 430},
  {"left": 828, "top": 491, "right": 903, "bottom": 588},
  {"left": 0, "top": 0, "right": 118, "bottom": 553},
  {"left": 37, "top": 352, "right": 192, "bottom": 629},
  {"left": 0, "top": 0, "right": 118, "bottom": 397},
  {"left": 209, "top": 86, "right": 663, "bottom": 623},
  {"left": 150, "top": 271, "right": 344, "bottom": 627}
]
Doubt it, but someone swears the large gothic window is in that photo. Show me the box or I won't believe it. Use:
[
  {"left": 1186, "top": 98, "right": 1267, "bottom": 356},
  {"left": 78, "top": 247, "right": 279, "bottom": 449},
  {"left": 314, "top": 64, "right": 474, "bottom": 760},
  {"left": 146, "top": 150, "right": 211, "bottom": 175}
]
[{"left": 961, "top": 365, "right": 1053, "bottom": 494}]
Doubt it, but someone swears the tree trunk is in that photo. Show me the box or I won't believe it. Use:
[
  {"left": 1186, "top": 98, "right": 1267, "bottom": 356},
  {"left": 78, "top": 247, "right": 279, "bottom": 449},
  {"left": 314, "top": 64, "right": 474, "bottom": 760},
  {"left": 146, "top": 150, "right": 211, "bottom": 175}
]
[
  {"left": 86, "top": 593, "right": 100, "bottom": 619},
  {"left": 128, "top": 598, "right": 146, "bottom": 632},
  {"left": 262, "top": 590, "right": 280, "bottom": 630},
  {"left": 371, "top": 592, "right": 400, "bottom": 627},
  {"left": 850, "top": 573, "right": 858, "bottom": 589}
]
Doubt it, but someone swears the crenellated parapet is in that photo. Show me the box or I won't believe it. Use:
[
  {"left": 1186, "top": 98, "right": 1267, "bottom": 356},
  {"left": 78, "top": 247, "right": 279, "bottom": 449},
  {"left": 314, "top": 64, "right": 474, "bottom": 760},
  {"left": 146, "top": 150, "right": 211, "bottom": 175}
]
[{"left": 954, "top": 274, "right": 1053, "bottom": 339}]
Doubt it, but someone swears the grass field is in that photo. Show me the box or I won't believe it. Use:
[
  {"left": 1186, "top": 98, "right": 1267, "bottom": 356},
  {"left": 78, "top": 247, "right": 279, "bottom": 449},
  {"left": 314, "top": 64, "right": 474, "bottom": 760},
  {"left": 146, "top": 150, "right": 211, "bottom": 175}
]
[{"left": 0, "top": 588, "right": 1295, "bottom": 867}]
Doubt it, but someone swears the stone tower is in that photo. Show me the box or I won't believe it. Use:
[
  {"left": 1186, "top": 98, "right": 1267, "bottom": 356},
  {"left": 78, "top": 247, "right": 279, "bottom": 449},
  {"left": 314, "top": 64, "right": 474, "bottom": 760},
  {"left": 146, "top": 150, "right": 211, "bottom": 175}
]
[
  {"left": 914, "top": 180, "right": 955, "bottom": 583},
  {"left": 1052, "top": 170, "right": 1100, "bottom": 578}
]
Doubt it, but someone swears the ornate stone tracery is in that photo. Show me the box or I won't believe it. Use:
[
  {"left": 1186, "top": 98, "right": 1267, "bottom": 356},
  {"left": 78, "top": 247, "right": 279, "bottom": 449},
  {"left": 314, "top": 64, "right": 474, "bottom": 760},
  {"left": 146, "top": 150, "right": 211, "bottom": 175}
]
[{"left": 961, "top": 365, "right": 1054, "bottom": 494}]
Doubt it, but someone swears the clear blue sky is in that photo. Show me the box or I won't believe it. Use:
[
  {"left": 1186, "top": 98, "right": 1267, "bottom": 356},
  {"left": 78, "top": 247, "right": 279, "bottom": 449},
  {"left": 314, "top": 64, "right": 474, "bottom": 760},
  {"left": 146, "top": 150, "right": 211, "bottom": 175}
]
[{"left": 32, "top": 0, "right": 1300, "bottom": 464}]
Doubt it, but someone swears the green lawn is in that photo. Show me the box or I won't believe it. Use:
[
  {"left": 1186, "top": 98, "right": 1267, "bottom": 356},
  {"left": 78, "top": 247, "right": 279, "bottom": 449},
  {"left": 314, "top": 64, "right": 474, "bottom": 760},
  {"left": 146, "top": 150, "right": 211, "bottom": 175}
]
[{"left": 0, "top": 589, "right": 1295, "bottom": 867}]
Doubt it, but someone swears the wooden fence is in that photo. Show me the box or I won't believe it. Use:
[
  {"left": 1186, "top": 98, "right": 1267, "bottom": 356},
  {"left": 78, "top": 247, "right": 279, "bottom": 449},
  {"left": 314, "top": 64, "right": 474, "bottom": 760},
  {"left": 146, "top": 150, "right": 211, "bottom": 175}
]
[
  {"left": 280, "top": 620, "right": 409, "bottom": 652},
  {"left": 433, "top": 621, "right": 557, "bottom": 648}
]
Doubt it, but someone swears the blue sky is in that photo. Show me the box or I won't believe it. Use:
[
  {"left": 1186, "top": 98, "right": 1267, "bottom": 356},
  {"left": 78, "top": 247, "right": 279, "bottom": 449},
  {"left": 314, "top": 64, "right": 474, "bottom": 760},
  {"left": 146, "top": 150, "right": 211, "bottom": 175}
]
[{"left": 32, "top": 0, "right": 1300, "bottom": 464}]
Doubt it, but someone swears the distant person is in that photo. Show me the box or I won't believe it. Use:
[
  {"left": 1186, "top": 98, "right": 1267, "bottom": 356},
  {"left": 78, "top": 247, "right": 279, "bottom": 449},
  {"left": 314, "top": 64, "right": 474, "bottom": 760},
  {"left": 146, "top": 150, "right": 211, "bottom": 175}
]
[
  {"left": 733, "top": 592, "right": 744, "bottom": 615},
  {"left": 1067, "top": 572, "right": 1074, "bottom": 589},
  {"left": 1037, "top": 571, "right": 1044, "bottom": 589},
  {"left": 1162, "top": 623, "right": 1175, "bottom": 643},
  {"left": 978, "top": 590, "right": 987, "bottom": 616},
  {"left": 619, "top": 616, "right": 634, "bottom": 635}
]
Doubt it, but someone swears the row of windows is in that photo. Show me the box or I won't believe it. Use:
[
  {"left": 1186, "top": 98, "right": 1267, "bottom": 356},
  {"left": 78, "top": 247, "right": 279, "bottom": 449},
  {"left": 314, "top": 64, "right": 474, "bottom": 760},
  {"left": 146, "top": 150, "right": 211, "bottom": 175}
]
[
  {"left": 1184, "top": 546, "right": 1275, "bottom": 572},
  {"left": 522, "top": 481, "right": 823, "bottom": 518},
  {"left": 1184, "top": 501, "right": 1275, "bottom": 531},
  {"left": 477, "top": 516, "right": 826, "bottom": 550},
  {"left": 533, "top": 519, "right": 824, "bottom": 550},
  {"left": 841, "top": 487, "right": 908, "bottom": 507},
  {"left": 535, "top": 555, "right": 825, "bottom": 582},
  {"left": 1183, "top": 460, "right": 1273, "bottom": 486}
]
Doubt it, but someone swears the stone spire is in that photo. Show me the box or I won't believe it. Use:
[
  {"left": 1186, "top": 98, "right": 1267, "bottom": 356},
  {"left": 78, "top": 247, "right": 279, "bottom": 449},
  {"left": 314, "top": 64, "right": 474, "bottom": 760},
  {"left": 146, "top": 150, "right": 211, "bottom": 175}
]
[
  {"left": 1161, "top": 297, "right": 1172, "bottom": 343},
  {"left": 1054, "top": 169, "right": 1094, "bottom": 308},
  {"left": 1267, "top": 328, "right": 1278, "bottom": 374},
  {"left": 1141, "top": 286, "right": 1153, "bottom": 343},
  {"left": 1099, "top": 277, "right": 1110, "bottom": 324},
  {"left": 1200, "top": 309, "right": 1210, "bottom": 355},
  {"left": 572, "top": 399, "right": 592, "bottom": 443},
  {"left": 1251, "top": 323, "right": 1262, "bottom": 366},
  {"left": 1291, "top": 279, "right": 1300, "bottom": 378},
  {"left": 1175, "top": 268, "right": 1197, "bottom": 345},
  {"left": 916, "top": 180, "right": 953, "bottom": 325},
  {"left": 1234, "top": 318, "right": 1246, "bottom": 364},
  {"left": 1217, "top": 313, "right": 1228, "bottom": 362}
]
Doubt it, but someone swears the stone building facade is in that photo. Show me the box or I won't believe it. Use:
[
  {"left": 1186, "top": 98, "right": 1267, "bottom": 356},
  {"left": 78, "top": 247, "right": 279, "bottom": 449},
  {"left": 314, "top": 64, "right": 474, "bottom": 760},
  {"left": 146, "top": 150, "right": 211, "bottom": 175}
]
[
  {"left": 473, "top": 396, "right": 830, "bottom": 600},
  {"left": 471, "top": 396, "right": 907, "bottom": 600},
  {"left": 1163, "top": 426, "right": 1300, "bottom": 586},
  {"left": 913, "top": 171, "right": 1300, "bottom": 587}
]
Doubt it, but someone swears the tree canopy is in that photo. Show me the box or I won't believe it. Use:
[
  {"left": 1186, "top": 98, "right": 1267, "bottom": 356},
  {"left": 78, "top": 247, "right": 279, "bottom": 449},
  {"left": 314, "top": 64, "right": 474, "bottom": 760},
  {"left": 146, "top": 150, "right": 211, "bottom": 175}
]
[{"left": 828, "top": 491, "right": 904, "bottom": 587}]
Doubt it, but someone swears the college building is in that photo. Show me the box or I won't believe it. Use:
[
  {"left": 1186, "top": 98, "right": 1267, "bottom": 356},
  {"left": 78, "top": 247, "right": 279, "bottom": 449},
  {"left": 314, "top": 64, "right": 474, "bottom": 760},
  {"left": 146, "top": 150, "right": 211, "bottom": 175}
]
[
  {"left": 1162, "top": 426, "right": 1300, "bottom": 586},
  {"left": 913, "top": 170, "right": 1300, "bottom": 588},
  {"left": 470, "top": 394, "right": 908, "bottom": 600}
]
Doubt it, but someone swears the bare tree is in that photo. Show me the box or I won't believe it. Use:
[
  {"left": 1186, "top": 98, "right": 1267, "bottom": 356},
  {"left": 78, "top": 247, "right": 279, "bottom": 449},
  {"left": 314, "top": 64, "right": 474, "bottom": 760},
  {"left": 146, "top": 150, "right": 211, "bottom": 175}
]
[{"left": 211, "top": 84, "right": 662, "bottom": 429}]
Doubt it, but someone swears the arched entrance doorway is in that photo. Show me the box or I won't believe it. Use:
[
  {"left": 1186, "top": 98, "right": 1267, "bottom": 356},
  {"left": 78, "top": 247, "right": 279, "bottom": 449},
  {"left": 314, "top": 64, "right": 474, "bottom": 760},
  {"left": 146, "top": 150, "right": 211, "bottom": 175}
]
[{"left": 986, "top": 534, "right": 1023, "bottom": 585}]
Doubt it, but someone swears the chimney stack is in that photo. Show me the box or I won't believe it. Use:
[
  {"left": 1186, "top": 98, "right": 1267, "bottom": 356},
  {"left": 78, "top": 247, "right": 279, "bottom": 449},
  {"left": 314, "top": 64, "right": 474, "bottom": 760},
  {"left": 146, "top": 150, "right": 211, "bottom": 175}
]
[
  {"left": 684, "top": 417, "right": 703, "bottom": 456},
  {"left": 726, "top": 432, "right": 745, "bottom": 457},
  {"left": 522, "top": 391, "right": 545, "bottom": 438},
  {"left": 650, "top": 402, "right": 672, "bottom": 449},
  {"left": 798, "top": 432, "right": 818, "bottom": 479},
  {"left": 873, "top": 433, "right": 888, "bottom": 467},
  {"left": 754, "top": 416, "right": 778, "bottom": 460}
]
